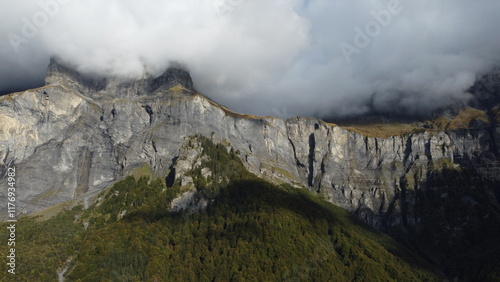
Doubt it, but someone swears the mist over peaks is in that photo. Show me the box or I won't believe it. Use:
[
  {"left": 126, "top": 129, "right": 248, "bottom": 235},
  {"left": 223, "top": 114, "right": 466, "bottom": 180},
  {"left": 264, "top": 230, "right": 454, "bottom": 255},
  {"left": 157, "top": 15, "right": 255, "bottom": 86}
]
[{"left": 1, "top": 0, "right": 500, "bottom": 118}]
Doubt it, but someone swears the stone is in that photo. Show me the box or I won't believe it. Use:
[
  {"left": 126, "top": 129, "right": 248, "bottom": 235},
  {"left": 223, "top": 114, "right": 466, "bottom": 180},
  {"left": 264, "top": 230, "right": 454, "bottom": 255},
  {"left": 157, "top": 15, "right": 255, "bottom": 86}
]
[{"left": 0, "top": 60, "right": 498, "bottom": 238}]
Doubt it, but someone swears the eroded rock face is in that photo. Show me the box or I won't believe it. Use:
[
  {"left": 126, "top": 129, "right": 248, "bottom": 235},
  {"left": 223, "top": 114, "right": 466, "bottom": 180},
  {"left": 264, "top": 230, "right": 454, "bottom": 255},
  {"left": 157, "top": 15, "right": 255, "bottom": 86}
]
[
  {"left": 45, "top": 57, "right": 193, "bottom": 98},
  {"left": 1, "top": 60, "right": 499, "bottom": 237}
]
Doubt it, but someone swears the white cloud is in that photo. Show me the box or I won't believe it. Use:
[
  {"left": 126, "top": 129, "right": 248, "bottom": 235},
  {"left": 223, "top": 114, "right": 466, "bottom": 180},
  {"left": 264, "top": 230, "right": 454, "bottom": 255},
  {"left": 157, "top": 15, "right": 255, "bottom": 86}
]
[{"left": 1, "top": 0, "right": 499, "bottom": 117}]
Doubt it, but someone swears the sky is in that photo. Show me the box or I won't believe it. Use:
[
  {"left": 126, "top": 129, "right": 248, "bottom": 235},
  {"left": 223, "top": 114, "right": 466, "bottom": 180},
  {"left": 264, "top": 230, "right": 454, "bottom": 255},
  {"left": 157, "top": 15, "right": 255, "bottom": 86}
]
[{"left": 1, "top": 0, "right": 500, "bottom": 118}]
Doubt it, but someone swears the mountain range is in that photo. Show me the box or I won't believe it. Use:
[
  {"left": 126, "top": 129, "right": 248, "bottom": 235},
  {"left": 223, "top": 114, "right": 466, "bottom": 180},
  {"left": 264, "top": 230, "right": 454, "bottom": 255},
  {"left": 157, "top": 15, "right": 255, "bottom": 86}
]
[{"left": 1, "top": 58, "right": 499, "bottom": 280}]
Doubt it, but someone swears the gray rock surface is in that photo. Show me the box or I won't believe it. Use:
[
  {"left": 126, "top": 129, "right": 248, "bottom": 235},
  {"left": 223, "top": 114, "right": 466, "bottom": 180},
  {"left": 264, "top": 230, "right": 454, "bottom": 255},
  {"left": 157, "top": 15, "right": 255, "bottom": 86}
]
[{"left": 1, "top": 59, "right": 499, "bottom": 235}]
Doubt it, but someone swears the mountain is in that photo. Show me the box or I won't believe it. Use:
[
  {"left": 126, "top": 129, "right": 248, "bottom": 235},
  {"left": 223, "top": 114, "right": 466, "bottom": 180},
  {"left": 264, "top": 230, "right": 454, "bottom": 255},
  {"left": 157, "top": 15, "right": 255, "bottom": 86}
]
[
  {"left": 1, "top": 58, "right": 500, "bottom": 279},
  {"left": 0, "top": 135, "right": 439, "bottom": 281}
]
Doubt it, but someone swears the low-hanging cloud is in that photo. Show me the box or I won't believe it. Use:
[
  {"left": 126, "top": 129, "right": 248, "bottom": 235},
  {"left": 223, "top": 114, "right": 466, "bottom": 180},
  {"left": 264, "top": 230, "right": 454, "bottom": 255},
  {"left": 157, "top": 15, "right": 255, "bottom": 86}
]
[{"left": 1, "top": 0, "right": 499, "bottom": 118}]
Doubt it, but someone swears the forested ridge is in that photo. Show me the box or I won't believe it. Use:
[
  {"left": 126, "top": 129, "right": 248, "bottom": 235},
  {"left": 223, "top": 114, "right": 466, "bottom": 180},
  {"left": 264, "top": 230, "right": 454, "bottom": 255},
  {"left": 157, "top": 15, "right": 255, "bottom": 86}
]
[{"left": 0, "top": 136, "right": 439, "bottom": 281}]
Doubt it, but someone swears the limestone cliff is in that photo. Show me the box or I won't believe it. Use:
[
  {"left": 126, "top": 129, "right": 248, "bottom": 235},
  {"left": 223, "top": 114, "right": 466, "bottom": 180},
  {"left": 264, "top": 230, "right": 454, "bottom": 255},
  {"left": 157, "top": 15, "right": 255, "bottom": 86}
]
[{"left": 1, "top": 59, "right": 499, "bottom": 247}]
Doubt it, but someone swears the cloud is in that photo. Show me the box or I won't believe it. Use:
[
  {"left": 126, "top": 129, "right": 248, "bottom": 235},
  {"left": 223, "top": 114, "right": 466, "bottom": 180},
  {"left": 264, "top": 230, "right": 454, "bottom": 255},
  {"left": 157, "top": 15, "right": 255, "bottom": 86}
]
[{"left": 1, "top": 0, "right": 499, "bottom": 118}]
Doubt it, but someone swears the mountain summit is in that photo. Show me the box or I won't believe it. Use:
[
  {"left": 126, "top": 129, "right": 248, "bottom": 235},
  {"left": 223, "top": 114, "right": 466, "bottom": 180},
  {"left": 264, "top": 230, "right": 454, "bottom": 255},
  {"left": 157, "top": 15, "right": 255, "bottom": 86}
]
[{"left": 45, "top": 57, "right": 194, "bottom": 98}]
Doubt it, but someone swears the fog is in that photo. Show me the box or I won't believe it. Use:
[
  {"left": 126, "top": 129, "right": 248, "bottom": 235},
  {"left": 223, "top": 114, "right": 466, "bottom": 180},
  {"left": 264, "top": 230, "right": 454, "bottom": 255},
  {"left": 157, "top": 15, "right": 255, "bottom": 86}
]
[{"left": 1, "top": 0, "right": 499, "bottom": 118}]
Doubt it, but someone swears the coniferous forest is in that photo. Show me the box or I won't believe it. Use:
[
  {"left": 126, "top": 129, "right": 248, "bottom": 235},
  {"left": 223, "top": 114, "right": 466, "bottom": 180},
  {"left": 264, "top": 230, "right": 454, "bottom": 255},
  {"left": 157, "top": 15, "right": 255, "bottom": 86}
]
[{"left": 1, "top": 136, "right": 444, "bottom": 281}]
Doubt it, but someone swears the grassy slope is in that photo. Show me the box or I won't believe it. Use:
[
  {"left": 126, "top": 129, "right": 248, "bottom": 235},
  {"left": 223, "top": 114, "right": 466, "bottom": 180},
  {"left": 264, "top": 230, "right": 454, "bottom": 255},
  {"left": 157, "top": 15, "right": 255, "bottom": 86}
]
[{"left": 339, "top": 107, "right": 493, "bottom": 138}]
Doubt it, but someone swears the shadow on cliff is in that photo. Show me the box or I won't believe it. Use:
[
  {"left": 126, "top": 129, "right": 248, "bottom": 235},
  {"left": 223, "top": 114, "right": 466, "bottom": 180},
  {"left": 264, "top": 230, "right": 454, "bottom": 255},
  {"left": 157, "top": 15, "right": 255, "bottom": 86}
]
[
  {"left": 124, "top": 176, "right": 437, "bottom": 278},
  {"left": 386, "top": 165, "right": 500, "bottom": 280}
]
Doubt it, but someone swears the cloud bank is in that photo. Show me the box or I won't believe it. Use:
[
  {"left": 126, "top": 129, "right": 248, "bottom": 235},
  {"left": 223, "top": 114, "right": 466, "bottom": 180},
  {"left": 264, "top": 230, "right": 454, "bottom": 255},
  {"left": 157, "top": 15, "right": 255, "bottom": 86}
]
[{"left": 1, "top": 0, "right": 500, "bottom": 118}]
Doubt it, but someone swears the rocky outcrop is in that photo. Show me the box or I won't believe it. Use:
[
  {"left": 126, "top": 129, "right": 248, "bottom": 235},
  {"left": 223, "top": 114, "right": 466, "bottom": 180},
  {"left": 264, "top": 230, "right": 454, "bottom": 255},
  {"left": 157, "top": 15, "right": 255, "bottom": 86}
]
[
  {"left": 45, "top": 57, "right": 193, "bottom": 98},
  {"left": 1, "top": 60, "right": 499, "bottom": 240}
]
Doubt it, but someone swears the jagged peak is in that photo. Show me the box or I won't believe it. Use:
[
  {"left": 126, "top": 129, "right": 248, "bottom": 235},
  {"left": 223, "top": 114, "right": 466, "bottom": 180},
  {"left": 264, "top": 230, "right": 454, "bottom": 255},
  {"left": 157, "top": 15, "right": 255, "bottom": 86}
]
[
  {"left": 45, "top": 57, "right": 107, "bottom": 92},
  {"left": 45, "top": 57, "right": 194, "bottom": 98}
]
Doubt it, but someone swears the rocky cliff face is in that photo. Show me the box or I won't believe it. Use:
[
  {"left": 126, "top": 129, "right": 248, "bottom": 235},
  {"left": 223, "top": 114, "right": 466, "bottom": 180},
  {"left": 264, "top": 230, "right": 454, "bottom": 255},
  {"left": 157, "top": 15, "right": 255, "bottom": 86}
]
[
  {"left": 1, "top": 59, "right": 499, "bottom": 243},
  {"left": 45, "top": 57, "right": 193, "bottom": 98}
]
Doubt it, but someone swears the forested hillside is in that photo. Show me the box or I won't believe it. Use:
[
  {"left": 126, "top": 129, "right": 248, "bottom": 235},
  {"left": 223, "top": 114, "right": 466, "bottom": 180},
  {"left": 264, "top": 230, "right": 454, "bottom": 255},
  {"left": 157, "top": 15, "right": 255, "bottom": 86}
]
[{"left": 1, "top": 136, "right": 439, "bottom": 281}]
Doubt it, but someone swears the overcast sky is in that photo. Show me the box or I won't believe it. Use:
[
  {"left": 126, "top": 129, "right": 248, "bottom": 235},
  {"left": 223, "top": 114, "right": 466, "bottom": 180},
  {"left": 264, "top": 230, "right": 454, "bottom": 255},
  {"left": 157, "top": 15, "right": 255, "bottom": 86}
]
[{"left": 1, "top": 0, "right": 499, "bottom": 118}]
